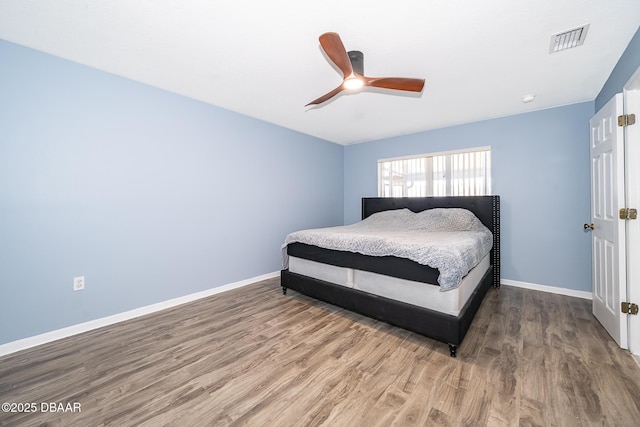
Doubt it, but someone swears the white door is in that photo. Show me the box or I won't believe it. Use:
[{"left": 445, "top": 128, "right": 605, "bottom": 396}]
[
  {"left": 590, "top": 93, "right": 627, "bottom": 349},
  {"left": 623, "top": 68, "right": 640, "bottom": 356}
]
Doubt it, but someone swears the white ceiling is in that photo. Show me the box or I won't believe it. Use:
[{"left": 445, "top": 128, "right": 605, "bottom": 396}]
[{"left": 1, "top": 1, "right": 639, "bottom": 145}]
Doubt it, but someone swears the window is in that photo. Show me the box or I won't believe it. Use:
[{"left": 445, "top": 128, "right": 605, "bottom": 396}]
[{"left": 378, "top": 147, "right": 491, "bottom": 197}]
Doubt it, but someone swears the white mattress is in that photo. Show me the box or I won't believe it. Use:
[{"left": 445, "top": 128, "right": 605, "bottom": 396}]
[{"left": 288, "top": 254, "right": 490, "bottom": 316}]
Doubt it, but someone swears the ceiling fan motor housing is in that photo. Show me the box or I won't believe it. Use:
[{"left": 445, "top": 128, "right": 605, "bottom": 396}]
[{"left": 348, "top": 50, "right": 364, "bottom": 75}]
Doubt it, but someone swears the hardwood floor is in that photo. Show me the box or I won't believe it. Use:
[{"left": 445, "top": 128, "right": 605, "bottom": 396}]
[{"left": 1, "top": 277, "right": 639, "bottom": 426}]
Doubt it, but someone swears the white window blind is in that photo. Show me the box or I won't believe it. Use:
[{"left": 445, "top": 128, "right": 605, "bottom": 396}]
[{"left": 378, "top": 148, "right": 491, "bottom": 197}]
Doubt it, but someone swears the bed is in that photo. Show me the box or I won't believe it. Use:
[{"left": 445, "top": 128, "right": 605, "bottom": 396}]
[{"left": 280, "top": 196, "right": 500, "bottom": 357}]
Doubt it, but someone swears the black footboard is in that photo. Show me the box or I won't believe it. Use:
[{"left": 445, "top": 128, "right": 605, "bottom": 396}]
[{"left": 281, "top": 265, "right": 494, "bottom": 353}]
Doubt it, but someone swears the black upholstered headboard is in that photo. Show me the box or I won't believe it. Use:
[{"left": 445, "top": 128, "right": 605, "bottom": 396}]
[{"left": 361, "top": 196, "right": 501, "bottom": 286}]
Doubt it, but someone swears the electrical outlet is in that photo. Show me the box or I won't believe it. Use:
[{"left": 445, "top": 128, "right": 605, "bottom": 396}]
[{"left": 73, "top": 276, "right": 85, "bottom": 291}]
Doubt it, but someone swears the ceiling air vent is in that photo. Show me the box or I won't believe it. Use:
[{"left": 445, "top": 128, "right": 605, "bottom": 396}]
[{"left": 549, "top": 24, "right": 589, "bottom": 53}]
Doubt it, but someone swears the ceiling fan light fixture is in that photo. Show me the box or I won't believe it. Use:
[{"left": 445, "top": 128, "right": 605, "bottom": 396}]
[{"left": 343, "top": 77, "right": 364, "bottom": 90}]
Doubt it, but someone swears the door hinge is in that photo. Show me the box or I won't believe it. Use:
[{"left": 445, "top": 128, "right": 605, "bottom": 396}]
[
  {"left": 622, "top": 302, "right": 639, "bottom": 315},
  {"left": 619, "top": 208, "right": 638, "bottom": 220},
  {"left": 618, "top": 113, "right": 636, "bottom": 127}
]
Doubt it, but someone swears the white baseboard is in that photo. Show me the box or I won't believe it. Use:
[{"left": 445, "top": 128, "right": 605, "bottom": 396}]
[
  {"left": 501, "top": 279, "right": 592, "bottom": 300},
  {"left": 0, "top": 271, "right": 280, "bottom": 358}
]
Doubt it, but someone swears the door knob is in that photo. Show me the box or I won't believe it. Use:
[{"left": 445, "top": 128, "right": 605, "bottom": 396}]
[{"left": 584, "top": 223, "right": 594, "bottom": 230}]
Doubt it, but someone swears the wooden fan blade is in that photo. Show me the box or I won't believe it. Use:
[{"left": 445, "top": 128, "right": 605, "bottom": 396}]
[
  {"left": 305, "top": 85, "right": 345, "bottom": 107},
  {"left": 364, "top": 77, "right": 425, "bottom": 92},
  {"left": 319, "top": 32, "right": 353, "bottom": 79}
]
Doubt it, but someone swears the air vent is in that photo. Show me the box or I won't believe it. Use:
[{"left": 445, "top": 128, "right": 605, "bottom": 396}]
[{"left": 549, "top": 24, "right": 589, "bottom": 53}]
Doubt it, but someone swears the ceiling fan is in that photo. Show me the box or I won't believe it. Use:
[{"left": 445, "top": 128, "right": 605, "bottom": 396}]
[{"left": 306, "top": 32, "right": 425, "bottom": 107}]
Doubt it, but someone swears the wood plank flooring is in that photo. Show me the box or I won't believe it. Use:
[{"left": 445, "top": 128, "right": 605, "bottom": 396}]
[{"left": 1, "top": 277, "right": 640, "bottom": 426}]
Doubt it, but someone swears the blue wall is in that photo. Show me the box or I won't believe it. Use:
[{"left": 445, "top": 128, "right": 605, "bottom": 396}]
[
  {"left": 596, "top": 26, "right": 640, "bottom": 111},
  {"left": 344, "top": 103, "right": 594, "bottom": 292},
  {"left": 0, "top": 40, "right": 344, "bottom": 344}
]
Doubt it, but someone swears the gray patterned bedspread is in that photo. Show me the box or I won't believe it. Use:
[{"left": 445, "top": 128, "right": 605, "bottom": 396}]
[{"left": 281, "top": 208, "right": 493, "bottom": 291}]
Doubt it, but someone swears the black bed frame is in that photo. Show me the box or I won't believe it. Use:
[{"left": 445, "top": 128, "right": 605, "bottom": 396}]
[{"left": 280, "top": 196, "right": 500, "bottom": 357}]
